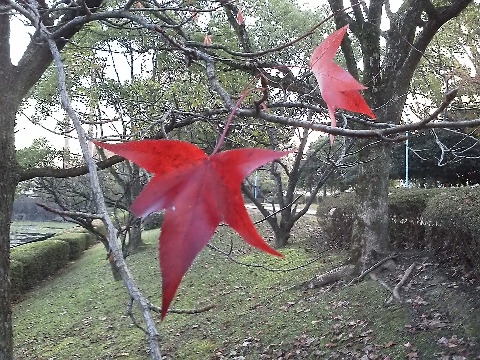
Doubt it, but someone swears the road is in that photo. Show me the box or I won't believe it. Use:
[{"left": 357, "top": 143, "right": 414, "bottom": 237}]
[{"left": 245, "top": 203, "right": 317, "bottom": 216}]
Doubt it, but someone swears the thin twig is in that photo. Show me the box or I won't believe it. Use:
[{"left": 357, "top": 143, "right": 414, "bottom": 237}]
[
  {"left": 36, "top": 203, "right": 103, "bottom": 220},
  {"left": 392, "top": 263, "right": 416, "bottom": 302},
  {"left": 206, "top": 242, "right": 328, "bottom": 272},
  {"left": 147, "top": 302, "right": 216, "bottom": 315},
  {"left": 39, "top": 18, "right": 163, "bottom": 360}
]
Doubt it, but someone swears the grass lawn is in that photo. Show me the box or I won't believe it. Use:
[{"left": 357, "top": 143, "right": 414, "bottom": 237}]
[{"left": 12, "top": 216, "right": 479, "bottom": 359}]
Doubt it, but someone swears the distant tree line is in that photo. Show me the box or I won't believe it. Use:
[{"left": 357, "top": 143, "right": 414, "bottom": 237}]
[{"left": 12, "top": 196, "right": 61, "bottom": 222}]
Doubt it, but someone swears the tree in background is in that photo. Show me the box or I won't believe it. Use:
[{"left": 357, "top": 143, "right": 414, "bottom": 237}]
[
  {"left": 242, "top": 123, "right": 357, "bottom": 248},
  {"left": 321, "top": 0, "right": 475, "bottom": 279}
]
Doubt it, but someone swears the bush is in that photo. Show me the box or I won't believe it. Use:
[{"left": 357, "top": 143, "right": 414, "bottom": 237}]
[
  {"left": 422, "top": 187, "right": 480, "bottom": 274},
  {"left": 10, "top": 260, "right": 24, "bottom": 298},
  {"left": 316, "top": 187, "right": 480, "bottom": 276},
  {"left": 316, "top": 193, "right": 356, "bottom": 247},
  {"left": 388, "top": 188, "right": 446, "bottom": 248},
  {"left": 143, "top": 212, "right": 164, "bottom": 230},
  {"left": 53, "top": 232, "right": 90, "bottom": 260},
  {"left": 11, "top": 229, "right": 97, "bottom": 297},
  {"left": 11, "top": 240, "right": 70, "bottom": 291}
]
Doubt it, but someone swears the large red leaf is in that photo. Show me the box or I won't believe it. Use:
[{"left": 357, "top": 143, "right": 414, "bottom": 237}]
[
  {"left": 310, "top": 25, "right": 375, "bottom": 142},
  {"left": 93, "top": 140, "right": 289, "bottom": 318}
]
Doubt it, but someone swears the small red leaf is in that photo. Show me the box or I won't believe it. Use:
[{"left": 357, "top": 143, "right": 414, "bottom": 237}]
[
  {"left": 93, "top": 140, "right": 289, "bottom": 319},
  {"left": 310, "top": 25, "right": 375, "bottom": 142},
  {"left": 237, "top": 9, "right": 244, "bottom": 25},
  {"left": 203, "top": 33, "right": 211, "bottom": 45}
]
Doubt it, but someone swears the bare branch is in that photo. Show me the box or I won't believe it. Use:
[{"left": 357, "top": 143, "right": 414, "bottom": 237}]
[{"left": 37, "top": 14, "right": 162, "bottom": 359}]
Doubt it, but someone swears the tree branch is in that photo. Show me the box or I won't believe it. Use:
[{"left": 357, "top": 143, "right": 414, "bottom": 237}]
[
  {"left": 19, "top": 155, "right": 124, "bottom": 181},
  {"left": 38, "top": 15, "right": 162, "bottom": 359}
]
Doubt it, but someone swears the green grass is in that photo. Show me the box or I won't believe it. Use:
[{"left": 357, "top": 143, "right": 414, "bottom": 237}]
[
  {"left": 10, "top": 221, "right": 75, "bottom": 232},
  {"left": 12, "top": 218, "right": 479, "bottom": 359}
]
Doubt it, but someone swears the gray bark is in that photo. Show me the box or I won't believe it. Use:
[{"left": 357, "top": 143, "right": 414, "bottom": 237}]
[
  {"left": 350, "top": 142, "right": 391, "bottom": 272},
  {"left": 0, "top": 1, "right": 102, "bottom": 357},
  {"left": 327, "top": 0, "right": 473, "bottom": 271},
  {"left": 0, "top": 99, "right": 20, "bottom": 360}
]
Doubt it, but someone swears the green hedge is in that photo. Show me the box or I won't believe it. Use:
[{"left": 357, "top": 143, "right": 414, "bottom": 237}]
[
  {"left": 53, "top": 232, "right": 91, "bottom": 260},
  {"left": 10, "top": 229, "right": 98, "bottom": 298},
  {"left": 316, "top": 187, "right": 480, "bottom": 275},
  {"left": 143, "top": 212, "right": 164, "bottom": 230},
  {"left": 422, "top": 188, "right": 480, "bottom": 272},
  {"left": 316, "top": 193, "right": 355, "bottom": 248},
  {"left": 11, "top": 240, "right": 70, "bottom": 292}
]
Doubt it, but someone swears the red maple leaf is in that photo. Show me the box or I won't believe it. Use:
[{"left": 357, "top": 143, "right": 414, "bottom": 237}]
[
  {"left": 237, "top": 8, "right": 244, "bottom": 25},
  {"left": 203, "top": 33, "right": 211, "bottom": 45},
  {"left": 92, "top": 139, "right": 288, "bottom": 318},
  {"left": 310, "top": 24, "right": 375, "bottom": 142}
]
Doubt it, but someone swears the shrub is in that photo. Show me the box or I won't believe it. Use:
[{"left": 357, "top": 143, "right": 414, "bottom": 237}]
[
  {"left": 316, "top": 193, "right": 355, "bottom": 247},
  {"left": 422, "top": 187, "right": 480, "bottom": 274},
  {"left": 10, "top": 259, "right": 23, "bottom": 298},
  {"left": 143, "top": 212, "right": 164, "bottom": 230},
  {"left": 10, "top": 229, "right": 97, "bottom": 296},
  {"left": 316, "top": 187, "right": 480, "bottom": 277},
  {"left": 11, "top": 240, "right": 70, "bottom": 291},
  {"left": 53, "top": 232, "right": 90, "bottom": 260},
  {"left": 388, "top": 188, "right": 446, "bottom": 248}
]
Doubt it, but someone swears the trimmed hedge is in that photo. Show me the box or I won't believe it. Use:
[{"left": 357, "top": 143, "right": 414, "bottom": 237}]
[
  {"left": 316, "top": 193, "right": 355, "bottom": 247},
  {"left": 143, "top": 211, "right": 164, "bottom": 230},
  {"left": 422, "top": 188, "right": 480, "bottom": 273},
  {"left": 317, "top": 187, "right": 480, "bottom": 276},
  {"left": 10, "top": 228, "right": 98, "bottom": 298},
  {"left": 53, "top": 232, "right": 91, "bottom": 260}
]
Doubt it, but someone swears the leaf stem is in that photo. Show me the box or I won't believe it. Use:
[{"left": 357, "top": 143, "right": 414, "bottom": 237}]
[{"left": 211, "top": 87, "right": 256, "bottom": 155}]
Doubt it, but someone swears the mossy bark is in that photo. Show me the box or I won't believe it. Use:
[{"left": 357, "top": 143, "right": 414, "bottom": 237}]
[
  {"left": 350, "top": 143, "right": 392, "bottom": 272},
  {"left": 0, "top": 89, "right": 20, "bottom": 360}
]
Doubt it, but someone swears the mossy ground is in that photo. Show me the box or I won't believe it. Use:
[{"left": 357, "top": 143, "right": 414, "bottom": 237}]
[{"left": 12, "top": 216, "right": 480, "bottom": 359}]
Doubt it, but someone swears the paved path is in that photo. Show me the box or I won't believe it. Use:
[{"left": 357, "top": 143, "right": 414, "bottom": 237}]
[{"left": 245, "top": 203, "right": 317, "bottom": 216}]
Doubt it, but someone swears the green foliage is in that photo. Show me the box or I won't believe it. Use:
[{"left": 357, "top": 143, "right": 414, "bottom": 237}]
[
  {"left": 10, "top": 230, "right": 96, "bottom": 296},
  {"left": 246, "top": 0, "right": 329, "bottom": 63},
  {"left": 316, "top": 192, "right": 356, "bottom": 247},
  {"left": 16, "top": 138, "right": 62, "bottom": 169},
  {"left": 142, "top": 211, "right": 164, "bottom": 230},
  {"left": 422, "top": 187, "right": 480, "bottom": 272},
  {"left": 388, "top": 188, "right": 447, "bottom": 247},
  {"left": 317, "top": 187, "right": 480, "bottom": 275},
  {"left": 11, "top": 240, "right": 70, "bottom": 293},
  {"left": 410, "top": 3, "right": 480, "bottom": 120},
  {"left": 300, "top": 136, "right": 357, "bottom": 193},
  {"left": 54, "top": 232, "right": 91, "bottom": 260}
]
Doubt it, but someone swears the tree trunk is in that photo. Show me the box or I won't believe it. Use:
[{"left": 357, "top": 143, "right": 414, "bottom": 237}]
[
  {"left": 273, "top": 227, "right": 291, "bottom": 248},
  {"left": 350, "top": 142, "right": 391, "bottom": 272},
  {"left": 127, "top": 217, "right": 144, "bottom": 253},
  {"left": 0, "top": 98, "right": 20, "bottom": 360},
  {"left": 125, "top": 165, "right": 145, "bottom": 253},
  {"left": 0, "top": 174, "right": 16, "bottom": 360}
]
